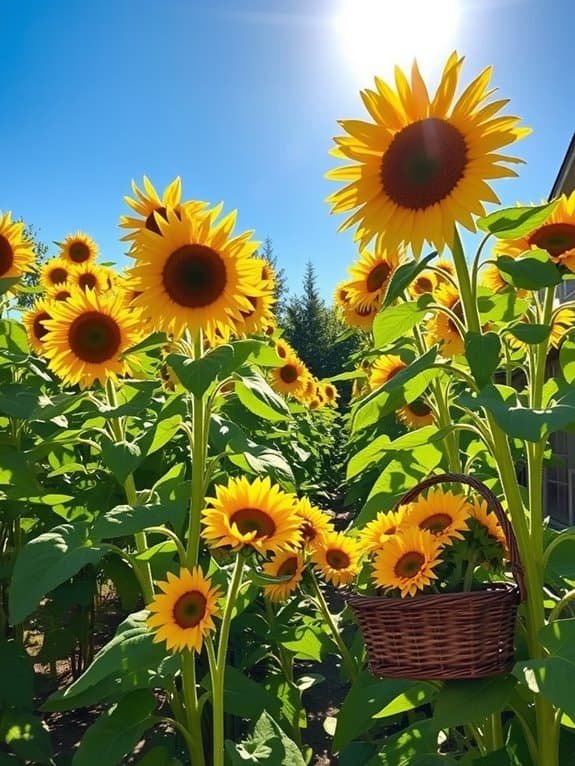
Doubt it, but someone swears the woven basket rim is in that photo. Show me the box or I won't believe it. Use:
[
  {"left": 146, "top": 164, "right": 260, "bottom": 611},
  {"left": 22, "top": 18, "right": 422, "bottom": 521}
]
[{"left": 347, "top": 581, "right": 519, "bottom": 608}]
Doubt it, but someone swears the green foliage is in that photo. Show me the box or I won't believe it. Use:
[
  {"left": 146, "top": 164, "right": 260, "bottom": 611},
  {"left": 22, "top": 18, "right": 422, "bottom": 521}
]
[
  {"left": 477, "top": 200, "right": 559, "bottom": 239},
  {"left": 225, "top": 711, "right": 306, "bottom": 765}
]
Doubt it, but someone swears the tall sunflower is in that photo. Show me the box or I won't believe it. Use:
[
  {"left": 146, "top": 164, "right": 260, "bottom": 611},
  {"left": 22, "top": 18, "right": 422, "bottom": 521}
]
[
  {"left": 41, "top": 288, "right": 142, "bottom": 388},
  {"left": 369, "top": 354, "right": 407, "bottom": 389},
  {"left": 312, "top": 531, "right": 362, "bottom": 587},
  {"left": 397, "top": 398, "right": 434, "bottom": 429},
  {"left": 236, "top": 290, "right": 276, "bottom": 337},
  {"left": 408, "top": 270, "right": 436, "bottom": 298},
  {"left": 550, "top": 307, "right": 575, "bottom": 348},
  {"left": 494, "top": 191, "right": 575, "bottom": 272},
  {"left": 341, "top": 300, "right": 380, "bottom": 331},
  {"left": 425, "top": 282, "right": 465, "bottom": 357},
  {"left": 469, "top": 497, "right": 508, "bottom": 555},
  {"left": 262, "top": 551, "right": 305, "bottom": 603},
  {"left": 0, "top": 211, "right": 35, "bottom": 282},
  {"left": 39, "top": 257, "right": 71, "bottom": 290},
  {"left": 69, "top": 262, "right": 115, "bottom": 293},
  {"left": 58, "top": 232, "right": 98, "bottom": 265},
  {"left": 202, "top": 476, "right": 302, "bottom": 555},
  {"left": 404, "top": 488, "right": 470, "bottom": 546},
  {"left": 346, "top": 248, "right": 400, "bottom": 307},
  {"left": 358, "top": 508, "right": 406, "bottom": 553},
  {"left": 321, "top": 382, "right": 339, "bottom": 407},
  {"left": 372, "top": 527, "right": 442, "bottom": 597},
  {"left": 295, "top": 497, "right": 335, "bottom": 551},
  {"left": 129, "top": 205, "right": 262, "bottom": 338},
  {"left": 46, "top": 284, "right": 72, "bottom": 302},
  {"left": 271, "top": 353, "right": 309, "bottom": 398},
  {"left": 327, "top": 52, "right": 529, "bottom": 256},
  {"left": 23, "top": 298, "right": 54, "bottom": 354},
  {"left": 147, "top": 567, "right": 221, "bottom": 653}
]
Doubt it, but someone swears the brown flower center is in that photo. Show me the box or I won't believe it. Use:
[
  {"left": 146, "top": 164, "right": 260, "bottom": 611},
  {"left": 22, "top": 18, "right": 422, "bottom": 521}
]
[
  {"left": 300, "top": 520, "right": 316, "bottom": 542},
  {"left": 162, "top": 244, "right": 227, "bottom": 308},
  {"left": 366, "top": 262, "right": 391, "bottom": 293},
  {"left": 394, "top": 551, "right": 425, "bottom": 578},
  {"left": 241, "top": 296, "right": 258, "bottom": 319},
  {"left": 324, "top": 385, "right": 335, "bottom": 400},
  {"left": 355, "top": 304, "right": 375, "bottom": 317},
  {"left": 49, "top": 267, "right": 68, "bottom": 285},
  {"left": 280, "top": 364, "right": 299, "bottom": 383},
  {"left": 408, "top": 399, "right": 432, "bottom": 417},
  {"left": 0, "top": 234, "right": 14, "bottom": 277},
  {"left": 419, "top": 513, "right": 453, "bottom": 534},
  {"left": 33, "top": 312, "right": 51, "bottom": 341},
  {"left": 447, "top": 300, "right": 465, "bottom": 334},
  {"left": 68, "top": 311, "right": 122, "bottom": 363},
  {"left": 528, "top": 222, "right": 575, "bottom": 258},
  {"left": 230, "top": 508, "right": 276, "bottom": 539},
  {"left": 79, "top": 272, "right": 98, "bottom": 290},
  {"left": 277, "top": 556, "right": 298, "bottom": 578},
  {"left": 173, "top": 590, "right": 207, "bottom": 628},
  {"left": 326, "top": 548, "right": 350, "bottom": 570},
  {"left": 69, "top": 242, "right": 91, "bottom": 263},
  {"left": 381, "top": 118, "right": 467, "bottom": 210},
  {"left": 413, "top": 276, "right": 433, "bottom": 294},
  {"left": 54, "top": 290, "right": 71, "bottom": 301}
]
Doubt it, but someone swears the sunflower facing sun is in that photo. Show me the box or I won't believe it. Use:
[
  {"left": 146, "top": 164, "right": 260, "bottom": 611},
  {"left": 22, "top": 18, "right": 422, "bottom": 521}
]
[
  {"left": 294, "top": 497, "right": 335, "bottom": 551},
  {"left": 147, "top": 567, "right": 221, "bottom": 654},
  {"left": 23, "top": 298, "right": 54, "bottom": 355},
  {"left": 327, "top": 52, "right": 529, "bottom": 256},
  {"left": 404, "top": 488, "right": 471, "bottom": 546},
  {"left": 346, "top": 247, "right": 401, "bottom": 307},
  {"left": 372, "top": 527, "right": 442, "bottom": 597},
  {"left": 39, "top": 258, "right": 71, "bottom": 290},
  {"left": 359, "top": 508, "right": 406, "bottom": 553},
  {"left": 58, "top": 232, "right": 98, "bottom": 265},
  {"left": 369, "top": 354, "right": 407, "bottom": 389},
  {"left": 262, "top": 551, "right": 305, "bottom": 603},
  {"left": 312, "top": 531, "right": 362, "bottom": 587},
  {"left": 0, "top": 211, "right": 35, "bottom": 283}
]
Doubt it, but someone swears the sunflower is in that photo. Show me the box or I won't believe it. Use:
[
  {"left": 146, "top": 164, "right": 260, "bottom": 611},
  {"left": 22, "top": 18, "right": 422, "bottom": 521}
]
[
  {"left": 550, "top": 307, "right": 575, "bottom": 348},
  {"left": 404, "top": 488, "right": 471, "bottom": 546},
  {"left": 0, "top": 211, "right": 35, "bottom": 282},
  {"left": 129, "top": 205, "right": 261, "bottom": 338},
  {"left": 202, "top": 475, "right": 302, "bottom": 555},
  {"left": 408, "top": 270, "right": 436, "bottom": 298},
  {"left": 341, "top": 300, "right": 380, "bottom": 331},
  {"left": 469, "top": 497, "right": 508, "bottom": 555},
  {"left": 271, "top": 353, "right": 309, "bottom": 398},
  {"left": 480, "top": 263, "right": 528, "bottom": 299},
  {"left": 23, "top": 298, "right": 54, "bottom": 354},
  {"left": 334, "top": 280, "right": 354, "bottom": 309},
  {"left": 494, "top": 191, "right": 575, "bottom": 272},
  {"left": 120, "top": 176, "right": 207, "bottom": 241},
  {"left": 147, "top": 567, "right": 221, "bottom": 654},
  {"left": 68, "top": 262, "right": 114, "bottom": 293},
  {"left": 58, "top": 231, "right": 98, "bottom": 265},
  {"left": 321, "top": 382, "right": 339, "bottom": 406},
  {"left": 397, "top": 398, "right": 435, "bottom": 429},
  {"left": 327, "top": 52, "right": 528, "bottom": 256},
  {"left": 426, "top": 282, "right": 465, "bottom": 357},
  {"left": 346, "top": 248, "right": 401, "bottom": 307},
  {"left": 262, "top": 551, "right": 305, "bottom": 603},
  {"left": 236, "top": 290, "right": 276, "bottom": 337},
  {"left": 39, "top": 257, "right": 72, "bottom": 289},
  {"left": 358, "top": 508, "right": 406, "bottom": 553},
  {"left": 295, "top": 497, "right": 335, "bottom": 551},
  {"left": 372, "top": 527, "right": 442, "bottom": 597},
  {"left": 312, "top": 531, "right": 362, "bottom": 587},
  {"left": 275, "top": 338, "right": 292, "bottom": 360},
  {"left": 46, "top": 284, "right": 72, "bottom": 302},
  {"left": 41, "top": 288, "right": 142, "bottom": 388},
  {"left": 369, "top": 354, "right": 407, "bottom": 389}
]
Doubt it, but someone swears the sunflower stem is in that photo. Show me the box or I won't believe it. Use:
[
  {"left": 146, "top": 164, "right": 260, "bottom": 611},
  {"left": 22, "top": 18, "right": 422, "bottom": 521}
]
[{"left": 181, "top": 650, "right": 206, "bottom": 766}]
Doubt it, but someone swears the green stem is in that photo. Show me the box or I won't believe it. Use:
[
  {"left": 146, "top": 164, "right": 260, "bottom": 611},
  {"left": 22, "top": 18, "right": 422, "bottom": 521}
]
[
  {"left": 145, "top": 526, "right": 187, "bottom": 564},
  {"left": 462, "top": 556, "right": 476, "bottom": 593},
  {"left": 124, "top": 473, "right": 154, "bottom": 604},
  {"left": 181, "top": 650, "right": 206, "bottom": 766},
  {"left": 549, "top": 589, "right": 575, "bottom": 622},
  {"left": 309, "top": 571, "right": 358, "bottom": 682},
  {"left": 156, "top": 716, "right": 199, "bottom": 765},
  {"left": 543, "top": 531, "right": 575, "bottom": 573},
  {"left": 489, "top": 712, "right": 504, "bottom": 751}
]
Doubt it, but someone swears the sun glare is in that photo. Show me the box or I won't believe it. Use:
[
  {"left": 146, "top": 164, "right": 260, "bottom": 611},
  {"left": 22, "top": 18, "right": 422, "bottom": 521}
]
[{"left": 334, "top": 0, "right": 460, "bottom": 83}]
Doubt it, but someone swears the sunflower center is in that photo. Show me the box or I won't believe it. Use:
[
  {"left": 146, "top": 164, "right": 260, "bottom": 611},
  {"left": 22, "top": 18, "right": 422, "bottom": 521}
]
[
  {"left": 230, "top": 508, "right": 276, "bottom": 539},
  {"left": 326, "top": 549, "right": 350, "bottom": 570},
  {"left": 383, "top": 526, "right": 396, "bottom": 537},
  {"left": 409, "top": 399, "right": 432, "bottom": 416},
  {"left": 386, "top": 365, "right": 405, "bottom": 381},
  {"left": 277, "top": 557, "right": 298, "bottom": 578},
  {"left": 324, "top": 386, "right": 335, "bottom": 400},
  {"left": 69, "top": 242, "right": 91, "bottom": 263},
  {"left": 54, "top": 290, "right": 71, "bottom": 301},
  {"left": 414, "top": 276, "right": 433, "bottom": 294},
  {"left": 68, "top": 311, "right": 122, "bottom": 363},
  {"left": 528, "top": 223, "right": 575, "bottom": 257},
  {"left": 448, "top": 301, "right": 465, "bottom": 334},
  {"left": 0, "top": 234, "right": 14, "bottom": 277},
  {"left": 49, "top": 267, "right": 68, "bottom": 284},
  {"left": 366, "top": 262, "right": 391, "bottom": 292},
  {"left": 419, "top": 513, "right": 453, "bottom": 534},
  {"left": 356, "top": 304, "right": 374, "bottom": 317},
  {"left": 172, "top": 590, "right": 207, "bottom": 629},
  {"left": 162, "top": 244, "right": 227, "bottom": 308},
  {"left": 280, "top": 364, "right": 299, "bottom": 383},
  {"left": 381, "top": 118, "right": 468, "bottom": 210},
  {"left": 79, "top": 273, "right": 98, "bottom": 290},
  {"left": 300, "top": 520, "right": 316, "bottom": 542},
  {"left": 33, "top": 312, "right": 51, "bottom": 341},
  {"left": 394, "top": 551, "right": 425, "bottom": 578}
]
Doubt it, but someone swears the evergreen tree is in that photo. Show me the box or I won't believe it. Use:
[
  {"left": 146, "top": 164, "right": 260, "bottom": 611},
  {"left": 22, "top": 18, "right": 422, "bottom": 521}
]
[{"left": 15, "top": 225, "right": 49, "bottom": 310}]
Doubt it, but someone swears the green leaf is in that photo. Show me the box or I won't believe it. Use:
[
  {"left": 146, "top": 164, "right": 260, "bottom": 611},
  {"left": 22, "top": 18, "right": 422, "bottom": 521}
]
[
  {"left": 477, "top": 290, "right": 529, "bottom": 324},
  {"left": 560, "top": 340, "right": 575, "bottom": 384},
  {"left": 497, "top": 251, "right": 563, "bottom": 290},
  {"left": 367, "top": 720, "right": 439, "bottom": 765},
  {"left": 373, "top": 300, "right": 429, "bottom": 349},
  {"left": 226, "top": 711, "right": 306, "bottom": 765},
  {"left": 0, "top": 277, "right": 22, "bottom": 295},
  {"left": 146, "top": 414, "right": 181, "bottom": 456},
  {"left": 471, "top": 750, "right": 514, "bottom": 766},
  {"left": 382, "top": 252, "right": 437, "bottom": 308},
  {"left": 201, "top": 666, "right": 281, "bottom": 720},
  {"left": 245, "top": 568, "right": 294, "bottom": 587},
  {"left": 72, "top": 690, "right": 157, "bottom": 766},
  {"left": 433, "top": 676, "right": 516, "bottom": 728},
  {"left": 137, "top": 747, "right": 183, "bottom": 766},
  {"left": 0, "top": 320, "right": 29, "bottom": 354},
  {"left": 92, "top": 503, "right": 180, "bottom": 540},
  {"left": 477, "top": 200, "right": 559, "bottom": 239},
  {"left": 411, "top": 758, "right": 458, "bottom": 766},
  {"left": 465, "top": 332, "right": 501, "bottom": 388},
  {"left": 0, "top": 640, "right": 34, "bottom": 709},
  {"left": 0, "top": 710, "right": 52, "bottom": 764},
  {"left": 507, "top": 323, "right": 551, "bottom": 344},
  {"left": 9, "top": 524, "right": 105, "bottom": 624},
  {"left": 282, "top": 625, "right": 324, "bottom": 662},
  {"left": 100, "top": 437, "right": 143, "bottom": 484},
  {"left": 374, "top": 682, "right": 437, "bottom": 719},
  {"left": 235, "top": 370, "right": 290, "bottom": 422}
]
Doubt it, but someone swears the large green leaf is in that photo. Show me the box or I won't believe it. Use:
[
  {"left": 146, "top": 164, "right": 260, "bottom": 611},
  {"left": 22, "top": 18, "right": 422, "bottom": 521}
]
[
  {"left": 477, "top": 200, "right": 559, "bottom": 239},
  {"left": 0, "top": 640, "right": 34, "bottom": 709},
  {"left": 235, "top": 370, "right": 290, "bottom": 422},
  {"left": 201, "top": 666, "right": 281, "bottom": 720},
  {"left": 373, "top": 300, "right": 430, "bottom": 349},
  {"left": 382, "top": 252, "right": 437, "bottom": 308},
  {"left": 347, "top": 427, "right": 448, "bottom": 480},
  {"left": 72, "top": 690, "right": 157, "bottom": 766},
  {"left": 0, "top": 711, "right": 53, "bottom": 764},
  {"left": 477, "top": 290, "right": 529, "bottom": 324},
  {"left": 507, "top": 323, "right": 551, "bottom": 345},
  {"left": 9, "top": 524, "right": 105, "bottom": 624},
  {"left": 0, "top": 320, "right": 29, "bottom": 354},
  {"left": 367, "top": 720, "right": 439, "bottom": 765},
  {"left": 465, "top": 332, "right": 501, "bottom": 388},
  {"left": 100, "top": 436, "right": 143, "bottom": 484},
  {"left": 225, "top": 711, "right": 306, "bottom": 766},
  {"left": 433, "top": 676, "right": 516, "bottom": 727},
  {"left": 374, "top": 683, "right": 438, "bottom": 719},
  {"left": 92, "top": 503, "right": 180, "bottom": 540},
  {"left": 496, "top": 251, "right": 563, "bottom": 290},
  {"left": 560, "top": 340, "right": 575, "bottom": 384}
]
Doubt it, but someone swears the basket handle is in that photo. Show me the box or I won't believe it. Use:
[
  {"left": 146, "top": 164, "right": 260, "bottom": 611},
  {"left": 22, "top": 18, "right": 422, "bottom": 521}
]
[{"left": 395, "top": 472, "right": 526, "bottom": 600}]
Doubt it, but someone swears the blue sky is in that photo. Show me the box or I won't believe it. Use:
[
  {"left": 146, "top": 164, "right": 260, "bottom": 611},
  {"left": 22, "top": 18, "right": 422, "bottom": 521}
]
[{"left": 2, "top": 0, "right": 574, "bottom": 300}]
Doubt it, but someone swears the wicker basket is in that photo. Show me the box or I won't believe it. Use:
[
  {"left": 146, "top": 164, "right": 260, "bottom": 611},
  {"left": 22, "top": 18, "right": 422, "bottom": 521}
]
[{"left": 347, "top": 473, "right": 526, "bottom": 680}]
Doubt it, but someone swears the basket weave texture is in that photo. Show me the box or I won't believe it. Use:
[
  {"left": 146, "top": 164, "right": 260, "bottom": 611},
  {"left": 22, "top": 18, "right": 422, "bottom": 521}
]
[{"left": 347, "top": 473, "right": 525, "bottom": 680}]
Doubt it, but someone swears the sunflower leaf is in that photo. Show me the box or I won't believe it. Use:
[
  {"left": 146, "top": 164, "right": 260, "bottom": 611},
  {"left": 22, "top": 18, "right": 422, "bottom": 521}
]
[
  {"left": 496, "top": 251, "right": 563, "bottom": 290},
  {"left": 382, "top": 252, "right": 437, "bottom": 308},
  {"left": 477, "top": 200, "right": 559, "bottom": 239}
]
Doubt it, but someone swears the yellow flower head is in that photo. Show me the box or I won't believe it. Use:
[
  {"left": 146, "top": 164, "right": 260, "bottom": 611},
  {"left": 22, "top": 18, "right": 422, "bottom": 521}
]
[
  {"left": 372, "top": 527, "right": 443, "bottom": 597},
  {"left": 45, "top": 284, "right": 73, "bottom": 302},
  {"left": 346, "top": 248, "right": 401, "bottom": 308},
  {"left": 202, "top": 476, "right": 302, "bottom": 555},
  {"left": 295, "top": 497, "right": 335, "bottom": 551},
  {"left": 341, "top": 299, "right": 381, "bottom": 331},
  {"left": 58, "top": 231, "right": 98, "bottom": 265},
  {"left": 69, "top": 262, "right": 115, "bottom": 293},
  {"left": 0, "top": 211, "right": 35, "bottom": 282},
  {"left": 147, "top": 567, "right": 221, "bottom": 654},
  {"left": 426, "top": 282, "right": 465, "bottom": 357},
  {"left": 321, "top": 382, "right": 339, "bottom": 406},
  {"left": 334, "top": 280, "right": 354, "bottom": 309},
  {"left": 312, "top": 531, "right": 362, "bottom": 587},
  {"left": 408, "top": 270, "right": 437, "bottom": 298},
  {"left": 404, "top": 488, "right": 471, "bottom": 546},
  {"left": 397, "top": 398, "right": 434, "bottom": 429},
  {"left": 358, "top": 508, "right": 406, "bottom": 553},
  {"left": 262, "top": 551, "right": 305, "bottom": 603},
  {"left": 236, "top": 290, "right": 276, "bottom": 337},
  {"left": 550, "top": 307, "right": 575, "bottom": 348},
  {"left": 39, "top": 257, "right": 72, "bottom": 290},
  {"left": 469, "top": 497, "right": 509, "bottom": 555},
  {"left": 327, "top": 52, "right": 529, "bottom": 256},
  {"left": 23, "top": 298, "right": 55, "bottom": 355},
  {"left": 369, "top": 354, "right": 407, "bottom": 389},
  {"left": 41, "top": 287, "right": 142, "bottom": 388},
  {"left": 271, "top": 353, "right": 309, "bottom": 398}
]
